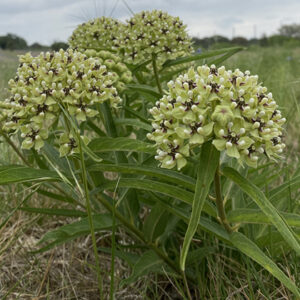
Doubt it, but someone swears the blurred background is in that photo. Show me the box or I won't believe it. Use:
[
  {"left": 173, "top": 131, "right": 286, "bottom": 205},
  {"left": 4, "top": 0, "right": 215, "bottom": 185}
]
[{"left": 0, "top": 0, "right": 300, "bottom": 50}]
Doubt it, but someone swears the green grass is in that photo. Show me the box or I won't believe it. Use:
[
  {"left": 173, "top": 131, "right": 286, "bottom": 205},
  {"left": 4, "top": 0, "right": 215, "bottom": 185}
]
[{"left": 0, "top": 46, "right": 300, "bottom": 299}]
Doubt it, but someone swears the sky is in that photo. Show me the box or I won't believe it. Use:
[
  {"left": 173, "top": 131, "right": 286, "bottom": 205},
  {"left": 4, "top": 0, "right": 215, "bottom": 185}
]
[{"left": 0, "top": 0, "right": 300, "bottom": 45}]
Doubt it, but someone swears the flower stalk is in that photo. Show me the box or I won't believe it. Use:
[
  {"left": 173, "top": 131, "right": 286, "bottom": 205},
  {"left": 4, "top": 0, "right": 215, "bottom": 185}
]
[
  {"left": 78, "top": 134, "right": 104, "bottom": 300},
  {"left": 214, "top": 163, "right": 233, "bottom": 233},
  {"left": 152, "top": 53, "right": 163, "bottom": 94}
]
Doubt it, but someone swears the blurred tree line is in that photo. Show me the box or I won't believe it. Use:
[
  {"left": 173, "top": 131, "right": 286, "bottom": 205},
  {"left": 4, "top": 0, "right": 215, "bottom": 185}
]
[
  {"left": 193, "top": 24, "right": 300, "bottom": 50},
  {"left": 0, "top": 33, "right": 68, "bottom": 51},
  {"left": 1, "top": 23, "right": 300, "bottom": 52}
]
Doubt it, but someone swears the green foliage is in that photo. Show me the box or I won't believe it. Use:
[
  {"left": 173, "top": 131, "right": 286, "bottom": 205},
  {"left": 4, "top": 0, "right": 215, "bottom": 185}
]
[{"left": 1, "top": 11, "right": 300, "bottom": 299}]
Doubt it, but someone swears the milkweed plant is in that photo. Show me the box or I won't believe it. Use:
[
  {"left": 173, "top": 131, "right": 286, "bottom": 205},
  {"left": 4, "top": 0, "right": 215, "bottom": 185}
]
[{"left": 1, "top": 9, "right": 299, "bottom": 300}]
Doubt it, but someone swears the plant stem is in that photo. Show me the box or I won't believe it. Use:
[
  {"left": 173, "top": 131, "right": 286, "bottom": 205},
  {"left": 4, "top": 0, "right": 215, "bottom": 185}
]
[
  {"left": 214, "top": 164, "right": 233, "bottom": 233},
  {"left": 1, "top": 132, "right": 30, "bottom": 166},
  {"left": 152, "top": 53, "right": 163, "bottom": 94},
  {"left": 96, "top": 194, "right": 197, "bottom": 284},
  {"left": 78, "top": 136, "right": 104, "bottom": 300},
  {"left": 109, "top": 192, "right": 116, "bottom": 300},
  {"left": 182, "top": 271, "right": 193, "bottom": 300}
]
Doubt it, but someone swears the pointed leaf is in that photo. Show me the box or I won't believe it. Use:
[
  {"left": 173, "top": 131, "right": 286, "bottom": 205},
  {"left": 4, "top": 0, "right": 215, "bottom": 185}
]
[
  {"left": 89, "top": 137, "right": 156, "bottom": 154},
  {"left": 0, "top": 165, "right": 61, "bottom": 185},
  {"left": 227, "top": 209, "right": 300, "bottom": 227},
  {"left": 230, "top": 232, "right": 300, "bottom": 297},
  {"left": 89, "top": 163, "right": 196, "bottom": 191},
  {"left": 121, "top": 250, "right": 165, "bottom": 286},
  {"left": 162, "top": 47, "right": 243, "bottom": 68},
  {"left": 35, "top": 214, "right": 113, "bottom": 253},
  {"left": 180, "top": 141, "right": 220, "bottom": 271},
  {"left": 223, "top": 167, "right": 300, "bottom": 255}
]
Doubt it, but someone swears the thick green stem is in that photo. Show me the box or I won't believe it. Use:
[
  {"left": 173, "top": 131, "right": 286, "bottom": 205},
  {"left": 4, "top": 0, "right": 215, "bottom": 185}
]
[
  {"left": 78, "top": 137, "right": 104, "bottom": 300},
  {"left": 214, "top": 164, "right": 233, "bottom": 233},
  {"left": 152, "top": 53, "right": 163, "bottom": 94}
]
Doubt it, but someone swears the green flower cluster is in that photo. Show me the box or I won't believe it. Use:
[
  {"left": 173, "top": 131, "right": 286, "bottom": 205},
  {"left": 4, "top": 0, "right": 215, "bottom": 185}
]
[
  {"left": 68, "top": 17, "right": 124, "bottom": 52},
  {"left": 121, "top": 10, "right": 193, "bottom": 64},
  {"left": 147, "top": 66, "right": 286, "bottom": 169},
  {"left": 0, "top": 49, "right": 121, "bottom": 152},
  {"left": 83, "top": 49, "right": 132, "bottom": 92}
]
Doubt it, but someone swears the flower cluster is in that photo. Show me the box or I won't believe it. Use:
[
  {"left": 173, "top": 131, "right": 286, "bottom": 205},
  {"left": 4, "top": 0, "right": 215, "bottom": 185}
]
[
  {"left": 121, "top": 10, "right": 193, "bottom": 64},
  {"left": 147, "top": 66, "right": 286, "bottom": 169},
  {"left": 0, "top": 49, "right": 121, "bottom": 151},
  {"left": 83, "top": 49, "right": 132, "bottom": 92},
  {"left": 68, "top": 17, "right": 124, "bottom": 52}
]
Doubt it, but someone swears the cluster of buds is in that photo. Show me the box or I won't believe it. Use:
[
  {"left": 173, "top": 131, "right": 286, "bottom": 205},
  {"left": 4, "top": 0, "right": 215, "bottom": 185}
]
[
  {"left": 0, "top": 48, "right": 121, "bottom": 151},
  {"left": 68, "top": 17, "right": 124, "bottom": 53},
  {"left": 147, "top": 66, "right": 286, "bottom": 169},
  {"left": 82, "top": 49, "right": 132, "bottom": 92},
  {"left": 121, "top": 10, "right": 193, "bottom": 65}
]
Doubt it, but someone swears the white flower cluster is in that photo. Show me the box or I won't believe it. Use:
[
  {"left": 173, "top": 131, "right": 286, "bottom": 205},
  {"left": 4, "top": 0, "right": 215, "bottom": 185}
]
[
  {"left": 121, "top": 10, "right": 193, "bottom": 64},
  {"left": 0, "top": 49, "right": 121, "bottom": 153},
  {"left": 147, "top": 66, "right": 286, "bottom": 169}
]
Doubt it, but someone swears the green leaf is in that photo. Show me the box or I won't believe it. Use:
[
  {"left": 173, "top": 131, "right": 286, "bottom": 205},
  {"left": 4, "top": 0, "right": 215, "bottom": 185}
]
[
  {"left": 223, "top": 167, "right": 300, "bottom": 255},
  {"left": 151, "top": 195, "right": 229, "bottom": 242},
  {"left": 269, "top": 175, "right": 300, "bottom": 203},
  {"left": 98, "top": 247, "right": 140, "bottom": 268},
  {"left": 89, "top": 137, "right": 156, "bottom": 154},
  {"left": 208, "top": 47, "right": 245, "bottom": 66},
  {"left": 126, "top": 84, "right": 162, "bottom": 99},
  {"left": 143, "top": 203, "right": 169, "bottom": 242},
  {"left": 0, "top": 165, "right": 61, "bottom": 185},
  {"left": 230, "top": 232, "right": 300, "bottom": 297},
  {"left": 35, "top": 214, "right": 113, "bottom": 253},
  {"left": 162, "top": 47, "right": 243, "bottom": 68},
  {"left": 89, "top": 163, "right": 196, "bottom": 191},
  {"left": 121, "top": 250, "right": 165, "bottom": 286},
  {"left": 131, "top": 59, "right": 152, "bottom": 74},
  {"left": 19, "top": 207, "right": 87, "bottom": 217},
  {"left": 36, "top": 189, "right": 77, "bottom": 205},
  {"left": 122, "top": 105, "right": 150, "bottom": 123},
  {"left": 180, "top": 141, "right": 220, "bottom": 271},
  {"left": 114, "top": 118, "right": 152, "bottom": 131},
  {"left": 227, "top": 209, "right": 300, "bottom": 227},
  {"left": 186, "top": 247, "right": 215, "bottom": 266},
  {"left": 93, "top": 178, "right": 216, "bottom": 218}
]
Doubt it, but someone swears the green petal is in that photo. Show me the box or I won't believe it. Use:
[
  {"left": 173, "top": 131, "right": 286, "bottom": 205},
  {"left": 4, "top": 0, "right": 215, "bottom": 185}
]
[
  {"left": 190, "top": 134, "right": 204, "bottom": 144},
  {"left": 212, "top": 139, "right": 226, "bottom": 151},
  {"left": 226, "top": 145, "right": 240, "bottom": 159}
]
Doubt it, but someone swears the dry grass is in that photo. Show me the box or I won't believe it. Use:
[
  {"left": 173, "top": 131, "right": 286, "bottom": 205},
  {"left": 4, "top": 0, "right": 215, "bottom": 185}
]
[{"left": 0, "top": 47, "right": 300, "bottom": 299}]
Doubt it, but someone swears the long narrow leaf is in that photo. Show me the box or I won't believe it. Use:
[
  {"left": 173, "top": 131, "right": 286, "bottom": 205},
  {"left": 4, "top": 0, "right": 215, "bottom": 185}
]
[
  {"left": 92, "top": 178, "right": 216, "bottom": 217},
  {"left": 180, "top": 141, "right": 219, "bottom": 271},
  {"left": 89, "top": 163, "right": 196, "bottom": 191},
  {"left": 227, "top": 209, "right": 300, "bottom": 227},
  {"left": 89, "top": 137, "right": 156, "bottom": 154},
  {"left": 0, "top": 165, "right": 61, "bottom": 185},
  {"left": 35, "top": 214, "right": 113, "bottom": 253},
  {"left": 162, "top": 47, "right": 243, "bottom": 68},
  {"left": 230, "top": 232, "right": 300, "bottom": 297},
  {"left": 223, "top": 167, "right": 300, "bottom": 255}
]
